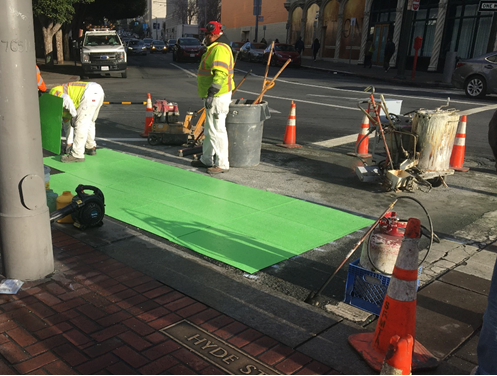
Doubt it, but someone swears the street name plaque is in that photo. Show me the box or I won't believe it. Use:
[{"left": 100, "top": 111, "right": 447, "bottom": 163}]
[
  {"left": 479, "top": 1, "right": 497, "bottom": 11},
  {"left": 160, "top": 320, "right": 281, "bottom": 375}
]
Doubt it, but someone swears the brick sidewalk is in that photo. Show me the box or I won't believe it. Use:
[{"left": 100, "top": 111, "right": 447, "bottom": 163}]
[{"left": 0, "top": 230, "right": 336, "bottom": 375}]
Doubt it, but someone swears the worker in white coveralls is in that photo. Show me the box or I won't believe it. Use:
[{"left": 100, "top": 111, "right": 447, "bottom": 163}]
[
  {"left": 49, "top": 82, "right": 104, "bottom": 163},
  {"left": 192, "top": 21, "right": 235, "bottom": 174}
]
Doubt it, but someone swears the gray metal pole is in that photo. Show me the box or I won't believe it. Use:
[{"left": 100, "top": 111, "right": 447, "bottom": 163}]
[{"left": 0, "top": 0, "right": 54, "bottom": 280}]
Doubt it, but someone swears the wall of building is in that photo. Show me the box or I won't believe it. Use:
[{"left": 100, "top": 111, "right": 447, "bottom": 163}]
[{"left": 221, "top": 0, "right": 288, "bottom": 44}]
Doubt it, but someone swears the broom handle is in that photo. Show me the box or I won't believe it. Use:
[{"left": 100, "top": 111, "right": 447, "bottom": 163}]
[
  {"left": 254, "top": 58, "right": 291, "bottom": 104},
  {"left": 313, "top": 198, "right": 398, "bottom": 296}
]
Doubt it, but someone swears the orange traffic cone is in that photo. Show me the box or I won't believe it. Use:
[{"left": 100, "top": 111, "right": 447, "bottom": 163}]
[
  {"left": 277, "top": 101, "right": 301, "bottom": 148},
  {"left": 380, "top": 335, "right": 413, "bottom": 375},
  {"left": 140, "top": 93, "right": 154, "bottom": 138},
  {"left": 347, "top": 106, "right": 372, "bottom": 158},
  {"left": 348, "top": 218, "right": 438, "bottom": 372},
  {"left": 450, "top": 115, "right": 470, "bottom": 172}
]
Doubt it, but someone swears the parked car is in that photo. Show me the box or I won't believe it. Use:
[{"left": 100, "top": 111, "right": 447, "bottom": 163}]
[
  {"left": 230, "top": 41, "right": 245, "bottom": 56},
  {"left": 127, "top": 39, "right": 147, "bottom": 56},
  {"left": 172, "top": 37, "right": 205, "bottom": 62},
  {"left": 150, "top": 40, "right": 167, "bottom": 54},
  {"left": 451, "top": 51, "right": 497, "bottom": 98},
  {"left": 167, "top": 39, "right": 176, "bottom": 52},
  {"left": 239, "top": 42, "right": 266, "bottom": 62},
  {"left": 142, "top": 38, "right": 153, "bottom": 49},
  {"left": 263, "top": 43, "right": 301, "bottom": 67}
]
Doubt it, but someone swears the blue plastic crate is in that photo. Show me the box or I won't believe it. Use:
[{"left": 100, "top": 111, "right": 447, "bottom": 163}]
[{"left": 344, "top": 258, "right": 421, "bottom": 316}]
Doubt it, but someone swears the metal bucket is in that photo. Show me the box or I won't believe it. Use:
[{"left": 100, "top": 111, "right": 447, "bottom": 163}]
[{"left": 412, "top": 109, "right": 460, "bottom": 171}]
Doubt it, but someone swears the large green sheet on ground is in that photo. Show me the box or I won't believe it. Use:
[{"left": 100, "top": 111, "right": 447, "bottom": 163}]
[{"left": 44, "top": 149, "right": 373, "bottom": 273}]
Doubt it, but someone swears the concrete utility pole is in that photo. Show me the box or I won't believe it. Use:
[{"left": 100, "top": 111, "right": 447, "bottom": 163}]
[{"left": 0, "top": 0, "right": 54, "bottom": 280}]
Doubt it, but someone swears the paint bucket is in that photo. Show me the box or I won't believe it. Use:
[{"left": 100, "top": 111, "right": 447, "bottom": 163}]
[
  {"left": 56, "top": 191, "right": 74, "bottom": 223},
  {"left": 44, "top": 165, "right": 51, "bottom": 190}
]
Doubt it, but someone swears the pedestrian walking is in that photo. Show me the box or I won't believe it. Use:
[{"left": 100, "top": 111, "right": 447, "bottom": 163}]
[
  {"left": 49, "top": 81, "right": 104, "bottom": 162},
  {"left": 383, "top": 37, "right": 395, "bottom": 72},
  {"left": 364, "top": 36, "right": 374, "bottom": 68},
  {"left": 295, "top": 36, "right": 304, "bottom": 54},
  {"left": 311, "top": 38, "right": 320, "bottom": 61},
  {"left": 193, "top": 21, "right": 235, "bottom": 174}
]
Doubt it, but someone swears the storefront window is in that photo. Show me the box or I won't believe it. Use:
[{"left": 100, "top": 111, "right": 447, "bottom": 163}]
[{"left": 445, "top": 0, "right": 492, "bottom": 59}]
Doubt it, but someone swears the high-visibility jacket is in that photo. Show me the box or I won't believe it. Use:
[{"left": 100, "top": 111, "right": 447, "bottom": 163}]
[
  {"left": 197, "top": 41, "right": 234, "bottom": 98},
  {"left": 36, "top": 65, "right": 46, "bottom": 92},
  {"left": 49, "top": 82, "right": 88, "bottom": 109}
]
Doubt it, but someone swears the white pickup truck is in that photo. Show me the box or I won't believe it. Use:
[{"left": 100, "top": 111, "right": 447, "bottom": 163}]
[{"left": 80, "top": 29, "right": 127, "bottom": 78}]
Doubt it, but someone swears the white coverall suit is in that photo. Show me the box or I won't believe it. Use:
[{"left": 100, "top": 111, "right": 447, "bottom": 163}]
[{"left": 50, "top": 82, "right": 104, "bottom": 159}]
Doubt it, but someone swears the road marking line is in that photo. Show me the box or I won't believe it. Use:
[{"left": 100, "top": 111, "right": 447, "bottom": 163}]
[
  {"left": 234, "top": 68, "right": 484, "bottom": 106},
  {"left": 171, "top": 63, "right": 281, "bottom": 113},
  {"left": 311, "top": 134, "right": 372, "bottom": 148}
]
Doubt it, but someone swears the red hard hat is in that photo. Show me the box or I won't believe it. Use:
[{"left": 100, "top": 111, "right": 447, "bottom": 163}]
[{"left": 201, "top": 21, "right": 224, "bottom": 35}]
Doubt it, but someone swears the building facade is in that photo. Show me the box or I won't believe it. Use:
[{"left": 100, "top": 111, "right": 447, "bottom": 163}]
[
  {"left": 284, "top": 0, "right": 497, "bottom": 71},
  {"left": 221, "top": 0, "right": 288, "bottom": 44}
]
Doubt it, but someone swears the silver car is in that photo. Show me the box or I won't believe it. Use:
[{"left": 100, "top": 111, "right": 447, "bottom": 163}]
[{"left": 451, "top": 51, "right": 497, "bottom": 98}]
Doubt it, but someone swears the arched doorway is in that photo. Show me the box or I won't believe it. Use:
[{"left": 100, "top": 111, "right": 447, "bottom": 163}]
[
  {"left": 340, "top": 0, "right": 365, "bottom": 59},
  {"left": 304, "top": 3, "right": 320, "bottom": 57},
  {"left": 290, "top": 7, "right": 303, "bottom": 45},
  {"left": 322, "top": 0, "right": 339, "bottom": 58}
]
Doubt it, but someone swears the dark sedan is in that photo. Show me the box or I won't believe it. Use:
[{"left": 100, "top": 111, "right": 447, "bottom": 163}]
[
  {"left": 150, "top": 40, "right": 167, "bottom": 54},
  {"left": 451, "top": 51, "right": 497, "bottom": 98},
  {"left": 172, "top": 38, "right": 205, "bottom": 63},
  {"left": 263, "top": 43, "right": 301, "bottom": 67},
  {"left": 127, "top": 39, "right": 147, "bottom": 56}
]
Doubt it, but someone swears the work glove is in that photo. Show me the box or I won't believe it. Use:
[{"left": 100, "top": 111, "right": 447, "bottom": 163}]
[{"left": 205, "top": 86, "right": 220, "bottom": 110}]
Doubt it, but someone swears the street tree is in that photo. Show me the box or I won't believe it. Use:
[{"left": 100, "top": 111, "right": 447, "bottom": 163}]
[
  {"left": 83, "top": 0, "right": 147, "bottom": 23},
  {"left": 171, "top": 0, "right": 198, "bottom": 25},
  {"left": 197, "top": 0, "right": 221, "bottom": 29},
  {"left": 33, "top": 0, "right": 93, "bottom": 64}
]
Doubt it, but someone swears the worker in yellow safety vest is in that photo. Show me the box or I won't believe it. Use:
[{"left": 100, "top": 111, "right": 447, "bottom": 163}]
[
  {"left": 49, "top": 81, "right": 105, "bottom": 163},
  {"left": 192, "top": 21, "right": 234, "bottom": 174},
  {"left": 36, "top": 65, "right": 46, "bottom": 93}
]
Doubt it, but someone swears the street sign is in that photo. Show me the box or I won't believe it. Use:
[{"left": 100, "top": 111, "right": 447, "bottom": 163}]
[
  {"left": 253, "top": 0, "right": 262, "bottom": 16},
  {"left": 259, "top": 16, "right": 264, "bottom": 22},
  {"left": 408, "top": 0, "right": 420, "bottom": 11},
  {"left": 479, "top": 0, "right": 497, "bottom": 11}
]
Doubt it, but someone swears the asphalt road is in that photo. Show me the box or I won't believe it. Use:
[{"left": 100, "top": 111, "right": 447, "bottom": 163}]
[
  {"left": 82, "top": 53, "right": 497, "bottom": 307},
  {"left": 96, "top": 52, "right": 496, "bottom": 160}
]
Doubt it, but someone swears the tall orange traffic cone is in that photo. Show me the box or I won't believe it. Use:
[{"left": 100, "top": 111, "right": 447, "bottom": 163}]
[
  {"left": 354, "top": 113, "right": 372, "bottom": 158},
  {"left": 348, "top": 218, "right": 438, "bottom": 372},
  {"left": 277, "top": 101, "right": 301, "bottom": 148},
  {"left": 140, "top": 93, "right": 154, "bottom": 138},
  {"left": 449, "top": 115, "right": 470, "bottom": 172},
  {"left": 380, "top": 335, "right": 413, "bottom": 375}
]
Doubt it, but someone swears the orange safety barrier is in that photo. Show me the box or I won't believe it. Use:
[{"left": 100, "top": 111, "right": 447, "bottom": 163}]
[
  {"left": 380, "top": 335, "right": 413, "bottom": 375},
  {"left": 277, "top": 101, "right": 301, "bottom": 149},
  {"left": 140, "top": 93, "right": 154, "bottom": 138},
  {"left": 348, "top": 218, "right": 438, "bottom": 372},
  {"left": 449, "top": 115, "right": 470, "bottom": 172}
]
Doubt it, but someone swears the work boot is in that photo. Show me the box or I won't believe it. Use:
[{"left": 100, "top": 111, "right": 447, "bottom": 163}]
[
  {"left": 85, "top": 147, "right": 97, "bottom": 156},
  {"left": 191, "top": 159, "right": 211, "bottom": 168},
  {"left": 61, "top": 154, "right": 85, "bottom": 163},
  {"left": 207, "top": 166, "right": 228, "bottom": 174}
]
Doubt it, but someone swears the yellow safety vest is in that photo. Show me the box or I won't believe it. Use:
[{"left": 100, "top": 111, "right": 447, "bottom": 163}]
[
  {"left": 49, "top": 81, "right": 88, "bottom": 109},
  {"left": 197, "top": 42, "right": 234, "bottom": 98}
]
